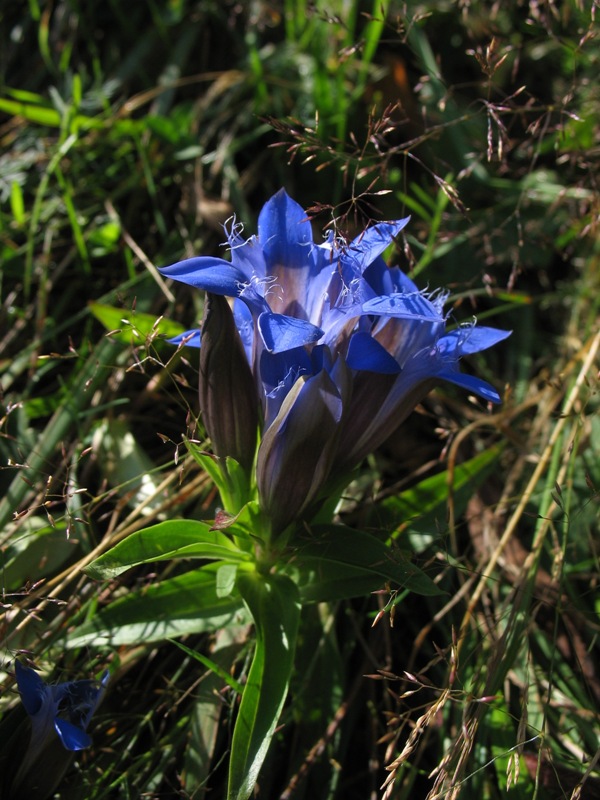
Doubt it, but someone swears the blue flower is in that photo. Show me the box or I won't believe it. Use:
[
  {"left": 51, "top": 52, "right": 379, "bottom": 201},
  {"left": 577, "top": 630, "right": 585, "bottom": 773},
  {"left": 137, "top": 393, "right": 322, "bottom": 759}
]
[
  {"left": 161, "top": 189, "right": 510, "bottom": 533},
  {"left": 15, "top": 660, "right": 108, "bottom": 753},
  {"left": 6, "top": 662, "right": 108, "bottom": 800}
]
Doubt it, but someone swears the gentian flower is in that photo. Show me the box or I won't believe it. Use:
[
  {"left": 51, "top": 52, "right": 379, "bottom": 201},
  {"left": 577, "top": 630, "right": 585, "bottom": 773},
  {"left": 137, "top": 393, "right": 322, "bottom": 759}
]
[
  {"left": 7, "top": 661, "right": 108, "bottom": 800},
  {"left": 161, "top": 189, "right": 510, "bottom": 535}
]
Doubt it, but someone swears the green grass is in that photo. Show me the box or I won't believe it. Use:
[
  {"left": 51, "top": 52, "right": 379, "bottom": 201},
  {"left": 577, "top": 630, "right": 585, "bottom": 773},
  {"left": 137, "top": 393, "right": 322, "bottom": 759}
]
[{"left": 1, "top": 1, "right": 599, "bottom": 798}]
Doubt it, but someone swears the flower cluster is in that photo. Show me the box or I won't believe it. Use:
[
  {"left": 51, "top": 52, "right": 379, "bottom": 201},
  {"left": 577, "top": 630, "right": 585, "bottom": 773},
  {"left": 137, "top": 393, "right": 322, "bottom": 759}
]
[{"left": 161, "top": 189, "right": 510, "bottom": 535}]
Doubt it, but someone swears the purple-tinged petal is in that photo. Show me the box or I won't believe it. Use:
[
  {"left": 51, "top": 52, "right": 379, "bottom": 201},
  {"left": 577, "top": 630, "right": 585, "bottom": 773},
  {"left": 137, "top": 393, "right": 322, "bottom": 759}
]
[
  {"left": 257, "top": 369, "right": 343, "bottom": 535},
  {"left": 167, "top": 329, "right": 201, "bottom": 347},
  {"left": 258, "top": 189, "right": 314, "bottom": 268},
  {"left": 259, "top": 348, "right": 312, "bottom": 398},
  {"left": 362, "top": 292, "right": 444, "bottom": 322},
  {"left": 15, "top": 661, "right": 45, "bottom": 716},
  {"left": 334, "top": 370, "right": 413, "bottom": 471},
  {"left": 159, "top": 257, "right": 247, "bottom": 296},
  {"left": 437, "top": 326, "right": 512, "bottom": 357},
  {"left": 258, "top": 312, "right": 324, "bottom": 353},
  {"left": 437, "top": 370, "right": 502, "bottom": 403},
  {"left": 346, "top": 332, "right": 401, "bottom": 374},
  {"left": 55, "top": 718, "right": 92, "bottom": 751},
  {"left": 256, "top": 190, "right": 342, "bottom": 322},
  {"left": 364, "top": 260, "right": 420, "bottom": 296},
  {"left": 233, "top": 299, "right": 254, "bottom": 362},
  {"left": 259, "top": 347, "right": 312, "bottom": 426},
  {"left": 281, "top": 245, "right": 338, "bottom": 322},
  {"left": 229, "top": 234, "right": 268, "bottom": 281},
  {"left": 346, "top": 217, "right": 410, "bottom": 272},
  {"left": 320, "top": 295, "right": 365, "bottom": 342},
  {"left": 372, "top": 315, "right": 443, "bottom": 370}
]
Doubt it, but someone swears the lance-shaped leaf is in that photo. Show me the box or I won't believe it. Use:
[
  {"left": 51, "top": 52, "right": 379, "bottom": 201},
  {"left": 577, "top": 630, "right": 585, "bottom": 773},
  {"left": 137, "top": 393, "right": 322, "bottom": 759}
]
[
  {"left": 228, "top": 571, "right": 300, "bottom": 800},
  {"left": 67, "top": 566, "right": 247, "bottom": 647},
  {"left": 200, "top": 293, "right": 259, "bottom": 473},
  {"left": 293, "top": 524, "right": 443, "bottom": 598},
  {"left": 85, "top": 520, "right": 250, "bottom": 580}
]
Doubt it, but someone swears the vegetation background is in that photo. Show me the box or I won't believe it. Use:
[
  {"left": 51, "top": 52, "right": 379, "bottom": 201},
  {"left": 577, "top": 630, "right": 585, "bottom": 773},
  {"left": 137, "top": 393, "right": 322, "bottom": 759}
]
[{"left": 0, "top": 0, "right": 598, "bottom": 798}]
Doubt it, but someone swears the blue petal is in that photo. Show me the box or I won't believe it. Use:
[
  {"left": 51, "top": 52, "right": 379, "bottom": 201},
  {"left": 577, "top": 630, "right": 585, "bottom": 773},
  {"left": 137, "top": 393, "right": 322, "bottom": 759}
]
[
  {"left": 233, "top": 298, "right": 254, "bottom": 362},
  {"left": 363, "top": 260, "right": 420, "bottom": 296},
  {"left": 229, "top": 234, "right": 267, "bottom": 279},
  {"left": 58, "top": 678, "right": 107, "bottom": 726},
  {"left": 257, "top": 369, "right": 343, "bottom": 533},
  {"left": 259, "top": 348, "right": 312, "bottom": 393},
  {"left": 437, "top": 326, "right": 512, "bottom": 356},
  {"left": 309, "top": 343, "right": 334, "bottom": 374},
  {"left": 159, "top": 257, "right": 247, "bottom": 296},
  {"left": 258, "top": 312, "right": 324, "bottom": 353},
  {"left": 167, "top": 329, "right": 201, "bottom": 347},
  {"left": 437, "top": 369, "right": 502, "bottom": 403},
  {"left": 347, "top": 217, "right": 410, "bottom": 271},
  {"left": 362, "top": 292, "right": 443, "bottom": 321},
  {"left": 258, "top": 189, "right": 314, "bottom": 268},
  {"left": 346, "top": 332, "right": 402, "bottom": 374},
  {"left": 55, "top": 718, "right": 92, "bottom": 751},
  {"left": 258, "top": 346, "right": 313, "bottom": 427},
  {"left": 15, "top": 661, "right": 45, "bottom": 716}
]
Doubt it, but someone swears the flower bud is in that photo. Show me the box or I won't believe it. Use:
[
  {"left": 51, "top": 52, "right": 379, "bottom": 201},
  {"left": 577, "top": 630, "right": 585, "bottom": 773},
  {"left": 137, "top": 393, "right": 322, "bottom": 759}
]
[
  {"left": 199, "top": 292, "right": 259, "bottom": 473},
  {"left": 256, "top": 368, "right": 343, "bottom": 536}
]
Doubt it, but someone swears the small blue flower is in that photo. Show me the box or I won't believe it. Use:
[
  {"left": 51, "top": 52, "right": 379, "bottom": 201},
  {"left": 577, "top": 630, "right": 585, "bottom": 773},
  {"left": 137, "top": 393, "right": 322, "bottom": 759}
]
[
  {"left": 16, "top": 660, "right": 108, "bottom": 752},
  {"left": 6, "top": 662, "right": 108, "bottom": 800},
  {"left": 161, "top": 189, "right": 510, "bottom": 533}
]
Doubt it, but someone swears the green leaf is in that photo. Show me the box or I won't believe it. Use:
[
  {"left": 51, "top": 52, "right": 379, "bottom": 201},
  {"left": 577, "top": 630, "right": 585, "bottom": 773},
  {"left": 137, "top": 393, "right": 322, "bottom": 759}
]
[
  {"left": 92, "top": 418, "right": 165, "bottom": 513},
  {"left": 295, "top": 561, "right": 402, "bottom": 603},
  {"left": 483, "top": 700, "right": 533, "bottom": 799},
  {"left": 88, "top": 301, "right": 186, "bottom": 344},
  {"left": 183, "top": 629, "right": 246, "bottom": 795},
  {"left": 85, "top": 520, "right": 250, "bottom": 580},
  {"left": 184, "top": 440, "right": 258, "bottom": 522},
  {"left": 185, "top": 439, "right": 231, "bottom": 506},
  {"left": 375, "top": 445, "right": 504, "bottom": 537},
  {"left": 169, "top": 639, "right": 245, "bottom": 694},
  {"left": 0, "top": 96, "right": 103, "bottom": 130},
  {"left": 216, "top": 563, "right": 238, "bottom": 597},
  {"left": 294, "top": 524, "right": 443, "bottom": 598},
  {"left": 10, "top": 180, "right": 25, "bottom": 225},
  {"left": 1, "top": 518, "right": 77, "bottom": 590},
  {"left": 0, "top": 97, "right": 62, "bottom": 126},
  {"left": 224, "top": 456, "right": 255, "bottom": 512},
  {"left": 67, "top": 566, "right": 247, "bottom": 646},
  {"left": 228, "top": 571, "right": 300, "bottom": 800},
  {"left": 146, "top": 114, "right": 183, "bottom": 144},
  {"left": 87, "top": 220, "right": 121, "bottom": 256}
]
